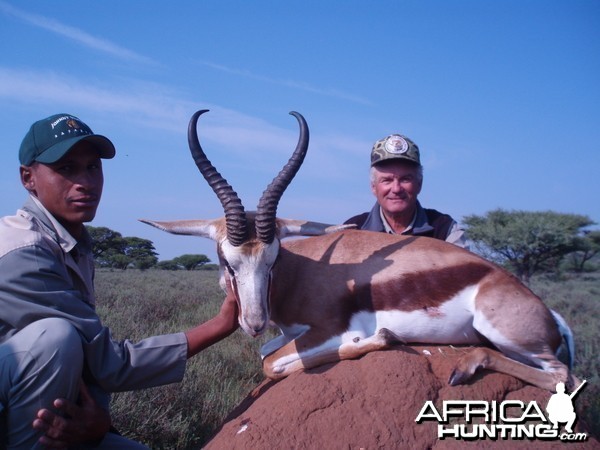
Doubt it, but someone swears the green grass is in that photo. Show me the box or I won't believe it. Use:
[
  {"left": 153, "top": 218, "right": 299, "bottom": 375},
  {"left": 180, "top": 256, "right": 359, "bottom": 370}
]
[
  {"left": 529, "top": 272, "right": 600, "bottom": 435},
  {"left": 95, "top": 269, "right": 267, "bottom": 449},
  {"left": 95, "top": 269, "right": 600, "bottom": 447}
]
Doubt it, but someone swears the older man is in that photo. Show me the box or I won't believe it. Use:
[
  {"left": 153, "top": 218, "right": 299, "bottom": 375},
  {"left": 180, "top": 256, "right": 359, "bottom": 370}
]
[
  {"left": 0, "top": 114, "right": 239, "bottom": 448},
  {"left": 345, "top": 133, "right": 467, "bottom": 247}
]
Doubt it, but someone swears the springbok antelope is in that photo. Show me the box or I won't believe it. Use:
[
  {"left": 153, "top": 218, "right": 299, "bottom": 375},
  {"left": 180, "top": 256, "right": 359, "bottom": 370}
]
[{"left": 142, "top": 110, "right": 577, "bottom": 392}]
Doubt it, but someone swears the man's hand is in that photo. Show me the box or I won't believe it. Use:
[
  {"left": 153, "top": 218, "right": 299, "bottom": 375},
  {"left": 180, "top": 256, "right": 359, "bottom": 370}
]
[
  {"left": 32, "top": 381, "right": 111, "bottom": 448},
  {"left": 218, "top": 290, "right": 240, "bottom": 332},
  {"left": 185, "top": 292, "right": 240, "bottom": 358}
]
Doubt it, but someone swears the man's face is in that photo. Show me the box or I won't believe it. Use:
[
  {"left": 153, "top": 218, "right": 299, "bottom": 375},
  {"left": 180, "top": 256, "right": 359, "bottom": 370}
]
[
  {"left": 371, "top": 161, "right": 422, "bottom": 218},
  {"left": 20, "top": 141, "right": 104, "bottom": 237}
]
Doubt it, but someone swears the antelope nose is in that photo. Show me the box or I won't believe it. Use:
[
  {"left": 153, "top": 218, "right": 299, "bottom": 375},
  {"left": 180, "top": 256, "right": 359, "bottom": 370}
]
[
  {"left": 247, "top": 319, "right": 267, "bottom": 336},
  {"left": 241, "top": 317, "right": 266, "bottom": 337}
]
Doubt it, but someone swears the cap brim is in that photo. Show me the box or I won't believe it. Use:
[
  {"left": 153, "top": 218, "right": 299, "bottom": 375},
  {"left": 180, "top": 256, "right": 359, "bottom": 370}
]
[
  {"left": 371, "top": 155, "right": 421, "bottom": 167},
  {"left": 34, "top": 135, "right": 116, "bottom": 164}
]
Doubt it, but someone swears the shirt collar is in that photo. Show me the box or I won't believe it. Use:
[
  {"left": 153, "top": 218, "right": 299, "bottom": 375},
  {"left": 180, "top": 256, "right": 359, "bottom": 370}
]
[
  {"left": 379, "top": 206, "right": 417, "bottom": 235},
  {"left": 26, "top": 195, "right": 79, "bottom": 253}
]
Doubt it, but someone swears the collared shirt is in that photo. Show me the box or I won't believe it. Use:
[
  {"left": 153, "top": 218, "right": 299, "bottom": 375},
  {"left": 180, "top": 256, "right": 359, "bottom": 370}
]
[
  {"left": 0, "top": 196, "right": 188, "bottom": 399},
  {"left": 31, "top": 195, "right": 96, "bottom": 306},
  {"left": 379, "top": 206, "right": 417, "bottom": 235}
]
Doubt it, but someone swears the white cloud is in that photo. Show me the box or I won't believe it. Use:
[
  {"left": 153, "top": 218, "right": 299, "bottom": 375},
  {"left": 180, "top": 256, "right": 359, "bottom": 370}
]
[
  {"left": 0, "top": 65, "right": 367, "bottom": 177},
  {"left": 0, "top": 2, "right": 156, "bottom": 65},
  {"left": 0, "top": 67, "right": 319, "bottom": 158},
  {"left": 0, "top": 67, "right": 189, "bottom": 130},
  {"left": 199, "top": 60, "right": 373, "bottom": 106}
]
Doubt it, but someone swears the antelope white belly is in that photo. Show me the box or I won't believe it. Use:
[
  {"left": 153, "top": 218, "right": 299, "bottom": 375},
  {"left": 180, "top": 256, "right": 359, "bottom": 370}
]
[
  {"left": 344, "top": 284, "right": 482, "bottom": 344},
  {"left": 268, "top": 285, "right": 483, "bottom": 371}
]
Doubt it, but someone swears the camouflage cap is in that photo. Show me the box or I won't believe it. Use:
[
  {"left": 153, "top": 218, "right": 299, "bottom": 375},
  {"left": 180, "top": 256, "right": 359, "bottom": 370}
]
[{"left": 370, "top": 134, "right": 420, "bottom": 167}]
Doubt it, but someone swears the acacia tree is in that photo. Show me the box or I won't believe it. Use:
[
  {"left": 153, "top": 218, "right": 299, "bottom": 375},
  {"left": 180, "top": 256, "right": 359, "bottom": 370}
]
[
  {"left": 463, "top": 209, "right": 595, "bottom": 282},
  {"left": 568, "top": 230, "right": 600, "bottom": 272},
  {"left": 87, "top": 226, "right": 158, "bottom": 270},
  {"left": 87, "top": 226, "right": 126, "bottom": 267},
  {"left": 123, "top": 237, "right": 158, "bottom": 270},
  {"left": 172, "top": 254, "right": 211, "bottom": 270}
]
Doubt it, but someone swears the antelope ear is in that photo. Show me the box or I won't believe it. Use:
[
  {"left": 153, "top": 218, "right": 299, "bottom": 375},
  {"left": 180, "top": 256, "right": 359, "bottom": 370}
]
[
  {"left": 139, "top": 218, "right": 224, "bottom": 242},
  {"left": 276, "top": 218, "right": 356, "bottom": 239}
]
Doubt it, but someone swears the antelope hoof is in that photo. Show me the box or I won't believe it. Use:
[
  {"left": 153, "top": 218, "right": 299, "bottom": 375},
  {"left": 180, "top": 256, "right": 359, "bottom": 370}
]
[
  {"left": 448, "top": 367, "right": 473, "bottom": 386},
  {"left": 377, "top": 327, "right": 404, "bottom": 346},
  {"left": 448, "top": 347, "right": 489, "bottom": 386}
]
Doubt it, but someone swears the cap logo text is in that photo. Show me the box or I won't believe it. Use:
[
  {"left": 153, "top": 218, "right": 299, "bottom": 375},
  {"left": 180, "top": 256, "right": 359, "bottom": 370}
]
[
  {"left": 50, "top": 115, "right": 73, "bottom": 129},
  {"left": 50, "top": 116, "right": 91, "bottom": 139}
]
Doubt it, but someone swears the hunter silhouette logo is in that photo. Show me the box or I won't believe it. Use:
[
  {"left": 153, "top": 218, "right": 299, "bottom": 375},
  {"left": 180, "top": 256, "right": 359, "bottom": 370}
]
[
  {"left": 415, "top": 380, "right": 589, "bottom": 442},
  {"left": 546, "top": 380, "right": 586, "bottom": 434}
]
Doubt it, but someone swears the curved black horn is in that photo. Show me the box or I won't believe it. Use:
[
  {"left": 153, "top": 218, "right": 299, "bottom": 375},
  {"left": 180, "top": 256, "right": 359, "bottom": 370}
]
[
  {"left": 188, "top": 110, "right": 249, "bottom": 246},
  {"left": 255, "top": 111, "right": 309, "bottom": 244}
]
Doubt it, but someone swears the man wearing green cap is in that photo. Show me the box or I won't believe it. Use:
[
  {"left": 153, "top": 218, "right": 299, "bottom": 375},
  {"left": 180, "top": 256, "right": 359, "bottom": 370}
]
[
  {"left": 345, "top": 133, "right": 467, "bottom": 247},
  {"left": 0, "top": 114, "right": 239, "bottom": 448}
]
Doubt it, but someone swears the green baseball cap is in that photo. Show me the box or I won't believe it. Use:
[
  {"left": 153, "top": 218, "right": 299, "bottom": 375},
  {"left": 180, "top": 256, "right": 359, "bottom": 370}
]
[
  {"left": 370, "top": 134, "right": 420, "bottom": 167},
  {"left": 19, "top": 113, "right": 116, "bottom": 166}
]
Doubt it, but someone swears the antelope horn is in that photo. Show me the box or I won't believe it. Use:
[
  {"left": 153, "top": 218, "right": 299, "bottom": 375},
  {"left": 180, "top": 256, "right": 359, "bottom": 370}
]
[
  {"left": 188, "top": 109, "right": 249, "bottom": 246},
  {"left": 255, "top": 111, "right": 309, "bottom": 244}
]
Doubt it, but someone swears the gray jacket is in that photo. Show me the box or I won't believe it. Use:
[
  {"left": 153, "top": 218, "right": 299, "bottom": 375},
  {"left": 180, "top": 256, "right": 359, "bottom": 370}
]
[{"left": 0, "top": 196, "right": 188, "bottom": 396}]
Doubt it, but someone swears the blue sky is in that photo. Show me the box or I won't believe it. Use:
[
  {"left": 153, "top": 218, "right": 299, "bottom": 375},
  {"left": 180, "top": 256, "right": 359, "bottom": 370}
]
[{"left": 1, "top": 1, "right": 599, "bottom": 262}]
